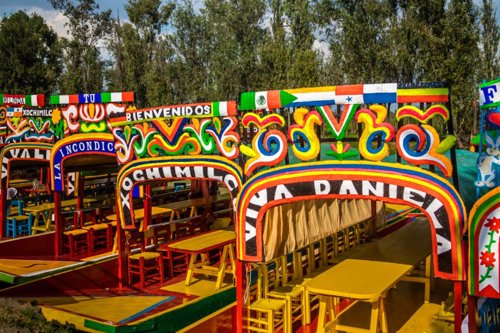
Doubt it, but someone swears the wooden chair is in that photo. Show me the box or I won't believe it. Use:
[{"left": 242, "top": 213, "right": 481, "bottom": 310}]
[
  {"left": 83, "top": 222, "right": 114, "bottom": 252},
  {"left": 265, "top": 256, "right": 306, "bottom": 330},
  {"left": 6, "top": 215, "right": 32, "bottom": 237},
  {"left": 151, "top": 225, "right": 189, "bottom": 279},
  {"left": 244, "top": 262, "right": 288, "bottom": 333},
  {"left": 126, "top": 231, "right": 164, "bottom": 288},
  {"left": 63, "top": 228, "right": 90, "bottom": 257}
]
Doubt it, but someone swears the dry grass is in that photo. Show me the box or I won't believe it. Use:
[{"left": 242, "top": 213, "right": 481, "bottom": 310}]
[{"left": 0, "top": 298, "right": 76, "bottom": 333}]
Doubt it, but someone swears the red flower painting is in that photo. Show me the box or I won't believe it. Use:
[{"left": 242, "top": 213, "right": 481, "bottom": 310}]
[
  {"left": 480, "top": 251, "right": 496, "bottom": 268},
  {"left": 485, "top": 217, "right": 500, "bottom": 233}
]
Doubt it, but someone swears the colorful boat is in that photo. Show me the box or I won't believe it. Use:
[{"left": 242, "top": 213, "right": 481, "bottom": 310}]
[
  {"left": 467, "top": 78, "right": 500, "bottom": 332},
  {"left": 0, "top": 92, "right": 134, "bottom": 285},
  {"left": 0, "top": 82, "right": 472, "bottom": 332}
]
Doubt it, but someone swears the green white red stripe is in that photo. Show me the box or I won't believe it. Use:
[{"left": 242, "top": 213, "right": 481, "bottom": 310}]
[
  {"left": 212, "top": 101, "right": 237, "bottom": 116},
  {"left": 50, "top": 91, "right": 134, "bottom": 104},
  {"left": 0, "top": 94, "right": 45, "bottom": 107}
]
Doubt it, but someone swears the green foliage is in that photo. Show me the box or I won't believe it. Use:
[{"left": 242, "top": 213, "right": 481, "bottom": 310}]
[
  {"left": 479, "top": 0, "right": 500, "bottom": 80},
  {"left": 0, "top": 298, "right": 76, "bottom": 333},
  {"left": 0, "top": 0, "right": 497, "bottom": 147},
  {"left": 107, "top": 0, "right": 175, "bottom": 107},
  {"left": 204, "top": 0, "right": 267, "bottom": 100},
  {"left": 0, "top": 11, "right": 61, "bottom": 95},
  {"left": 49, "top": 0, "right": 112, "bottom": 93},
  {"left": 442, "top": 0, "right": 480, "bottom": 147}
]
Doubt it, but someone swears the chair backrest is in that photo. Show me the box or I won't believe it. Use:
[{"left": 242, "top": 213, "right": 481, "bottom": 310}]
[
  {"left": 125, "top": 230, "right": 146, "bottom": 255},
  {"left": 152, "top": 224, "right": 170, "bottom": 245}
]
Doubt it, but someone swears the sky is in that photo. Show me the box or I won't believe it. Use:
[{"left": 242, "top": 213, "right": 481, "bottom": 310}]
[{"left": 0, "top": 0, "right": 499, "bottom": 49}]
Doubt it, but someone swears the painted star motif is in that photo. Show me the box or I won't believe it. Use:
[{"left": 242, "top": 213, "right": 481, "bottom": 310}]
[{"left": 346, "top": 96, "right": 353, "bottom": 102}]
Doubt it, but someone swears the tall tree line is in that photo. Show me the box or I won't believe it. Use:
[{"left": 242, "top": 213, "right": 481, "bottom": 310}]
[{"left": 0, "top": 0, "right": 498, "bottom": 146}]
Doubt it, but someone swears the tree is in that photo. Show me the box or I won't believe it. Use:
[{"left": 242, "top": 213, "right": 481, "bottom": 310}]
[
  {"left": 479, "top": 0, "right": 500, "bottom": 81},
  {"left": 168, "top": 0, "right": 212, "bottom": 103},
  {"left": 283, "top": 0, "right": 320, "bottom": 87},
  {"left": 108, "top": 0, "right": 175, "bottom": 107},
  {"left": 204, "top": 0, "right": 267, "bottom": 99},
  {"left": 49, "top": 0, "right": 112, "bottom": 93},
  {"left": 394, "top": 0, "right": 447, "bottom": 83},
  {"left": 443, "top": 0, "right": 480, "bottom": 147},
  {"left": 258, "top": 0, "right": 290, "bottom": 88},
  {"left": 0, "top": 11, "right": 61, "bottom": 95},
  {"left": 316, "top": 0, "right": 398, "bottom": 84}
]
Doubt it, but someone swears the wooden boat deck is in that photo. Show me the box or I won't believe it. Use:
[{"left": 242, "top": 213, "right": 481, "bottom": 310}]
[
  {"left": 0, "top": 206, "right": 456, "bottom": 332},
  {"left": 0, "top": 251, "right": 116, "bottom": 285},
  {"left": 31, "top": 274, "right": 236, "bottom": 332}
]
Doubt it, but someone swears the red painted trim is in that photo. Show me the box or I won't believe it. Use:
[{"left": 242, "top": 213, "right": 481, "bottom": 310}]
[
  {"left": 0, "top": 232, "right": 54, "bottom": 256},
  {"left": 397, "top": 95, "right": 448, "bottom": 103},
  {"left": 54, "top": 192, "right": 62, "bottom": 257},
  {"left": 0, "top": 256, "right": 120, "bottom": 298},
  {"left": 236, "top": 260, "right": 243, "bottom": 333},
  {"left": 117, "top": 199, "right": 125, "bottom": 289},
  {"left": 144, "top": 184, "right": 152, "bottom": 244},
  {"left": 467, "top": 294, "right": 477, "bottom": 332},
  {"left": 454, "top": 281, "right": 463, "bottom": 333},
  {"left": 0, "top": 187, "right": 5, "bottom": 239}
]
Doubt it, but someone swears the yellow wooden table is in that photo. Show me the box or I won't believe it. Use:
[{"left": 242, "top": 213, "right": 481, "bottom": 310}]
[
  {"left": 329, "top": 218, "right": 433, "bottom": 303},
  {"left": 306, "top": 259, "right": 413, "bottom": 333},
  {"left": 159, "top": 230, "right": 236, "bottom": 290},
  {"left": 9, "top": 178, "right": 33, "bottom": 188},
  {"left": 106, "top": 206, "right": 173, "bottom": 231},
  {"left": 26, "top": 198, "right": 97, "bottom": 234},
  {"left": 159, "top": 193, "right": 231, "bottom": 219}
]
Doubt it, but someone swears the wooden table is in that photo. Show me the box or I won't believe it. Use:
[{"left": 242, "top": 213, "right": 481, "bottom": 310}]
[
  {"left": 25, "top": 198, "right": 97, "bottom": 234},
  {"left": 159, "top": 230, "right": 236, "bottom": 290},
  {"left": 9, "top": 179, "right": 33, "bottom": 188},
  {"left": 106, "top": 206, "right": 173, "bottom": 231},
  {"left": 330, "top": 218, "right": 433, "bottom": 302},
  {"left": 306, "top": 259, "right": 413, "bottom": 333},
  {"left": 158, "top": 193, "right": 231, "bottom": 220}
]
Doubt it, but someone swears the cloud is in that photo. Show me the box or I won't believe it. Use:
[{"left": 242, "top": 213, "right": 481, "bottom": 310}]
[
  {"left": 24, "top": 7, "right": 69, "bottom": 38},
  {"left": 313, "top": 39, "right": 331, "bottom": 60}
]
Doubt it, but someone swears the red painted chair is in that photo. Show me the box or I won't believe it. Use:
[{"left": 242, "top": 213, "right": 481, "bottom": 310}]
[
  {"left": 126, "top": 231, "right": 164, "bottom": 288},
  {"left": 63, "top": 228, "right": 90, "bottom": 257}
]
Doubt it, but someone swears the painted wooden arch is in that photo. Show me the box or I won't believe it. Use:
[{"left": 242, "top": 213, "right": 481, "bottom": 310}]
[
  {"left": 468, "top": 187, "right": 500, "bottom": 297},
  {"left": 49, "top": 133, "right": 116, "bottom": 192},
  {"left": 236, "top": 161, "right": 466, "bottom": 281},
  {"left": 116, "top": 155, "right": 243, "bottom": 229},
  {"left": 0, "top": 142, "right": 53, "bottom": 188}
]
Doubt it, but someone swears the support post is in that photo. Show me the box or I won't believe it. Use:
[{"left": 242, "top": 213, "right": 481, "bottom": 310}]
[
  {"left": 467, "top": 294, "right": 477, "bottom": 332},
  {"left": 0, "top": 187, "right": 5, "bottom": 238},
  {"left": 116, "top": 199, "right": 126, "bottom": 289},
  {"left": 454, "top": 281, "right": 463, "bottom": 333},
  {"left": 143, "top": 184, "right": 152, "bottom": 245},
  {"left": 54, "top": 191, "right": 62, "bottom": 257},
  {"left": 236, "top": 259, "right": 245, "bottom": 333}
]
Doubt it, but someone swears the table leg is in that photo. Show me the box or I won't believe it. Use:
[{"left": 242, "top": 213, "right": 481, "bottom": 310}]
[
  {"left": 216, "top": 245, "right": 229, "bottom": 290},
  {"left": 44, "top": 208, "right": 54, "bottom": 231},
  {"left": 425, "top": 255, "right": 431, "bottom": 303},
  {"left": 304, "top": 289, "right": 311, "bottom": 324},
  {"left": 369, "top": 299, "right": 381, "bottom": 333},
  {"left": 379, "top": 297, "right": 388, "bottom": 333},
  {"left": 31, "top": 214, "right": 40, "bottom": 235},
  {"left": 185, "top": 253, "right": 198, "bottom": 286},
  {"left": 228, "top": 243, "right": 236, "bottom": 277},
  {"left": 316, "top": 296, "right": 328, "bottom": 333}
]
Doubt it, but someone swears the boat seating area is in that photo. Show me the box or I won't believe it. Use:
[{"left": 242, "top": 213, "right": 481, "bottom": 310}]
[{"left": 243, "top": 216, "right": 436, "bottom": 333}]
